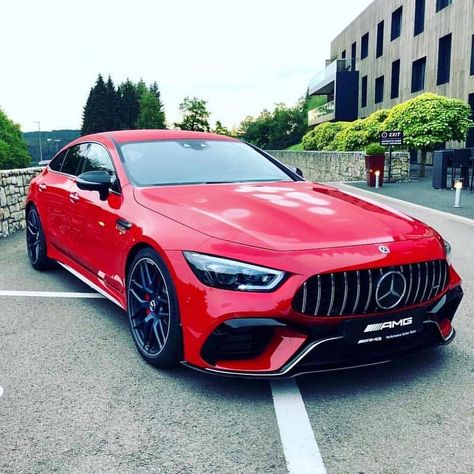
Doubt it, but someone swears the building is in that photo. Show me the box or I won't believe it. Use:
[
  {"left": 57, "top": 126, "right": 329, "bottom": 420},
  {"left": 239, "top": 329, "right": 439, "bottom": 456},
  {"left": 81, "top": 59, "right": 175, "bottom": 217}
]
[{"left": 308, "top": 0, "right": 474, "bottom": 146}]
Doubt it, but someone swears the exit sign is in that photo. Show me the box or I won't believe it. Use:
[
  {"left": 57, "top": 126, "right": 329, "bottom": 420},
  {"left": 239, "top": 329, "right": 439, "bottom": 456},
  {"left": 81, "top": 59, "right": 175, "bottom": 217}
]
[{"left": 380, "top": 131, "right": 404, "bottom": 146}]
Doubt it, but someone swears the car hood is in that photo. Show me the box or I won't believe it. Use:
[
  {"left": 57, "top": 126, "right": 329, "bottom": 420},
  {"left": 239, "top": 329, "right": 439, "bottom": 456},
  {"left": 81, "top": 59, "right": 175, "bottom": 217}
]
[{"left": 134, "top": 181, "right": 433, "bottom": 251}]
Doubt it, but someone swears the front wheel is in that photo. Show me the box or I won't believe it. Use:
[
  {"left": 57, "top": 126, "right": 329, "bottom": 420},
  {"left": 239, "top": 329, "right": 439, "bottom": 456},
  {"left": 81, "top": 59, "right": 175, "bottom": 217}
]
[
  {"left": 26, "top": 206, "right": 54, "bottom": 271},
  {"left": 127, "top": 248, "right": 182, "bottom": 368}
]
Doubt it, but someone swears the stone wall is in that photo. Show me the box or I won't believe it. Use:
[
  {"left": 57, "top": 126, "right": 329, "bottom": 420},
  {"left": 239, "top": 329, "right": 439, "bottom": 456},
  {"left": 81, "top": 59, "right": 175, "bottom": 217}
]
[
  {"left": 0, "top": 168, "right": 43, "bottom": 237},
  {"left": 267, "top": 150, "right": 410, "bottom": 183}
]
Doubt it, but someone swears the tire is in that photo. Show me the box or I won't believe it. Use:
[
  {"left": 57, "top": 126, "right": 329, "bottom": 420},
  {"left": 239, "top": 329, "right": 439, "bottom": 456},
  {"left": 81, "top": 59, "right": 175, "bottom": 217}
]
[
  {"left": 126, "top": 248, "right": 183, "bottom": 368},
  {"left": 26, "top": 206, "right": 55, "bottom": 271}
]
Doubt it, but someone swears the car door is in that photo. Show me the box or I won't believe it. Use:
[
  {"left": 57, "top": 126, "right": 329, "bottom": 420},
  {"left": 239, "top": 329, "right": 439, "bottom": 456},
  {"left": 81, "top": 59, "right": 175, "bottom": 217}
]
[
  {"left": 37, "top": 145, "right": 89, "bottom": 257},
  {"left": 69, "top": 143, "right": 127, "bottom": 295}
]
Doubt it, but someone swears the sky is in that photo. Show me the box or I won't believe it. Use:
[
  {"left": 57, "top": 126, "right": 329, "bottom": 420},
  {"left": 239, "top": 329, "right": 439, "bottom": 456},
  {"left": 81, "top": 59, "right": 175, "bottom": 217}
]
[{"left": 0, "top": 0, "right": 372, "bottom": 132}]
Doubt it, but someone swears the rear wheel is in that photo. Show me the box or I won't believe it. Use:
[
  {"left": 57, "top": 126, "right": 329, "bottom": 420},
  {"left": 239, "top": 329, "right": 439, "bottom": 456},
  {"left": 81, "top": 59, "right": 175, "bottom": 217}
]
[
  {"left": 26, "top": 206, "right": 54, "bottom": 271},
  {"left": 127, "top": 248, "right": 182, "bottom": 368}
]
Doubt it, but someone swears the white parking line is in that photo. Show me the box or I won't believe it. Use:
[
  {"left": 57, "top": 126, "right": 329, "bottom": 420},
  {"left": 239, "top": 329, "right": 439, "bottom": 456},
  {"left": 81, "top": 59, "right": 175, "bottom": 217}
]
[
  {"left": 271, "top": 380, "right": 327, "bottom": 474},
  {"left": 0, "top": 290, "right": 104, "bottom": 299}
]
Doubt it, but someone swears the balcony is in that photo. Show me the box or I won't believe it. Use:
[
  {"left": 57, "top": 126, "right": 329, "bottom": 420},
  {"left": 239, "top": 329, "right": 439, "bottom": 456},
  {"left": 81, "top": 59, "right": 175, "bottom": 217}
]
[
  {"left": 308, "top": 100, "right": 335, "bottom": 126},
  {"left": 308, "top": 59, "right": 355, "bottom": 96},
  {"left": 307, "top": 58, "right": 359, "bottom": 125}
]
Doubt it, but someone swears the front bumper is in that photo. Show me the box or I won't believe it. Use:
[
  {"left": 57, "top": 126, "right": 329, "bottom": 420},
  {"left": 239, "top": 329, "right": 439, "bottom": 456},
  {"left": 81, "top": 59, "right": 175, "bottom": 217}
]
[{"left": 181, "top": 285, "right": 463, "bottom": 378}]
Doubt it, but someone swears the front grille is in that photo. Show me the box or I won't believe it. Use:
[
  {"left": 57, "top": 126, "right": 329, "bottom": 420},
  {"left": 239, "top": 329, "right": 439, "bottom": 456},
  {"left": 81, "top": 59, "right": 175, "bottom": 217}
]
[{"left": 293, "top": 260, "right": 449, "bottom": 317}]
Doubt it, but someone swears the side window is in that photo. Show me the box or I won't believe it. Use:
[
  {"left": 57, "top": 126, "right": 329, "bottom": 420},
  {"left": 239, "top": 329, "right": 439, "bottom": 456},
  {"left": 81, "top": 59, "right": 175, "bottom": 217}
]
[
  {"left": 80, "top": 143, "right": 119, "bottom": 192},
  {"left": 49, "top": 149, "right": 68, "bottom": 172},
  {"left": 60, "top": 144, "right": 90, "bottom": 176}
]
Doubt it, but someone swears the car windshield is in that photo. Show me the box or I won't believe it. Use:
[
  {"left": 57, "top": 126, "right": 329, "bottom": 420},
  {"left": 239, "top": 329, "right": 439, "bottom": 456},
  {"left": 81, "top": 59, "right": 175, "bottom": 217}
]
[{"left": 119, "top": 139, "right": 294, "bottom": 186}]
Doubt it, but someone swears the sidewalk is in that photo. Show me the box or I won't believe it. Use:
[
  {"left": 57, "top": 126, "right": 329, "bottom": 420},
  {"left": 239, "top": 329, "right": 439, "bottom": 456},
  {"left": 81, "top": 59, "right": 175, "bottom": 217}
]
[{"left": 347, "top": 176, "right": 474, "bottom": 220}]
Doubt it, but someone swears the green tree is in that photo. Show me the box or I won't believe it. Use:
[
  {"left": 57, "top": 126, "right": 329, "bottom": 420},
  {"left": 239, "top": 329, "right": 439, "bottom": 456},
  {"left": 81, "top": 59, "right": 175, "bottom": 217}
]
[
  {"left": 117, "top": 79, "right": 140, "bottom": 129},
  {"left": 137, "top": 88, "right": 166, "bottom": 129},
  {"left": 302, "top": 121, "right": 349, "bottom": 150},
  {"left": 0, "top": 108, "right": 31, "bottom": 169},
  {"left": 105, "top": 75, "right": 120, "bottom": 131},
  {"left": 382, "top": 93, "right": 473, "bottom": 176},
  {"left": 175, "top": 97, "right": 211, "bottom": 132},
  {"left": 81, "top": 74, "right": 111, "bottom": 135},
  {"left": 213, "top": 121, "right": 230, "bottom": 136}
]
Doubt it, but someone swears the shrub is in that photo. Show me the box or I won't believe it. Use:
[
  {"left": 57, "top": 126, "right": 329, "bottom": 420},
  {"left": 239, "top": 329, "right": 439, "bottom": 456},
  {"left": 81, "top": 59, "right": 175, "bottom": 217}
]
[
  {"left": 302, "top": 121, "right": 348, "bottom": 150},
  {"left": 0, "top": 108, "right": 31, "bottom": 170},
  {"left": 365, "top": 143, "right": 386, "bottom": 155}
]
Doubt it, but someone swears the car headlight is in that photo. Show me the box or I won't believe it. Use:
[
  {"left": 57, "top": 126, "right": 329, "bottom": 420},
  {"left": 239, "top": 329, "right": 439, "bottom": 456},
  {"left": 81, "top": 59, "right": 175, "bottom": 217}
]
[
  {"left": 444, "top": 240, "right": 452, "bottom": 265},
  {"left": 183, "top": 252, "right": 286, "bottom": 292}
]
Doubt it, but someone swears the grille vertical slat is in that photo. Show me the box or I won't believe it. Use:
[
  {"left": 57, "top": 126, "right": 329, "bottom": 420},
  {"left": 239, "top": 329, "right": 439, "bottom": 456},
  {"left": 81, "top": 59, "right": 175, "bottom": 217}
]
[
  {"left": 364, "top": 269, "right": 373, "bottom": 313},
  {"left": 340, "top": 272, "right": 348, "bottom": 316},
  {"left": 301, "top": 283, "right": 308, "bottom": 313},
  {"left": 314, "top": 275, "right": 322, "bottom": 316},
  {"left": 327, "top": 274, "right": 336, "bottom": 316},
  {"left": 293, "top": 260, "right": 449, "bottom": 317},
  {"left": 352, "top": 271, "right": 361, "bottom": 314}
]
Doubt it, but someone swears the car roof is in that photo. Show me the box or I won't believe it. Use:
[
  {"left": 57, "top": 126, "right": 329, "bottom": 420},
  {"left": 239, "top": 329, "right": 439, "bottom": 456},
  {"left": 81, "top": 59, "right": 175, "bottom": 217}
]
[{"left": 80, "top": 129, "right": 239, "bottom": 144}]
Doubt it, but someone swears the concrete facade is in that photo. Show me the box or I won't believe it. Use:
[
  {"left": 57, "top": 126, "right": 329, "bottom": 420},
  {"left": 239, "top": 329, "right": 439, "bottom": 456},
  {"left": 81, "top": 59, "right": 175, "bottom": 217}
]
[{"left": 310, "top": 0, "right": 474, "bottom": 137}]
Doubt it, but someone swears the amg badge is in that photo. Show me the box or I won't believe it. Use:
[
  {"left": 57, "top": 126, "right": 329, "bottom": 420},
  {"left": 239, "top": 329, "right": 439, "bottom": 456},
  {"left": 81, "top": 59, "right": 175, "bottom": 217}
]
[{"left": 364, "top": 317, "right": 413, "bottom": 333}]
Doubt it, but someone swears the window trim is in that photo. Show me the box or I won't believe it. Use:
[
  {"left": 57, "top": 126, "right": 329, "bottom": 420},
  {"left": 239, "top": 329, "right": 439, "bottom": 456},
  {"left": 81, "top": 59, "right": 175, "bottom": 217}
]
[
  {"left": 437, "top": 33, "right": 452, "bottom": 86},
  {"left": 376, "top": 20, "right": 384, "bottom": 58},
  {"left": 391, "top": 59, "right": 401, "bottom": 99},
  {"left": 361, "top": 32, "right": 369, "bottom": 60},
  {"left": 375, "top": 75, "right": 385, "bottom": 104},
  {"left": 391, "top": 6, "right": 403, "bottom": 41},
  {"left": 411, "top": 56, "right": 427, "bottom": 93},
  {"left": 361, "top": 75, "right": 368, "bottom": 108},
  {"left": 414, "top": 0, "right": 425, "bottom": 36}
]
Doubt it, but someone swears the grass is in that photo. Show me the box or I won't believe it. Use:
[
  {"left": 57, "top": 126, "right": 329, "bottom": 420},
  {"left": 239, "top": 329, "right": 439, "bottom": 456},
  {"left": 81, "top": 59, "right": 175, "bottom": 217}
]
[{"left": 287, "top": 142, "right": 304, "bottom": 151}]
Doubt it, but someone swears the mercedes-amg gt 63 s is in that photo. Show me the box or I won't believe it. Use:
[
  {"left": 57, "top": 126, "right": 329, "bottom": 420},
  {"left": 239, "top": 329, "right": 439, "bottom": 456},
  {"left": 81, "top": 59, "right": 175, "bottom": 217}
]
[{"left": 26, "top": 130, "right": 463, "bottom": 377}]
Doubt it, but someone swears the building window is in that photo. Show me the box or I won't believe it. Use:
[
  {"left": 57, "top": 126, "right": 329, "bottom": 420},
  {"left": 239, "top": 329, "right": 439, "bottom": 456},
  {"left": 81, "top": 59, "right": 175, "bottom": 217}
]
[
  {"left": 341, "top": 50, "right": 346, "bottom": 59},
  {"left": 414, "top": 0, "right": 425, "bottom": 36},
  {"left": 391, "top": 59, "right": 401, "bottom": 99},
  {"left": 391, "top": 6, "right": 403, "bottom": 40},
  {"left": 361, "top": 75, "right": 368, "bottom": 108},
  {"left": 436, "top": 0, "right": 453, "bottom": 12},
  {"left": 351, "top": 41, "right": 357, "bottom": 69},
  {"left": 361, "top": 33, "right": 369, "bottom": 59},
  {"left": 376, "top": 21, "right": 384, "bottom": 57},
  {"left": 470, "top": 35, "right": 474, "bottom": 75},
  {"left": 375, "top": 76, "right": 384, "bottom": 104},
  {"left": 467, "top": 94, "right": 474, "bottom": 147},
  {"left": 412, "top": 57, "right": 427, "bottom": 92},
  {"left": 437, "top": 33, "right": 452, "bottom": 85}
]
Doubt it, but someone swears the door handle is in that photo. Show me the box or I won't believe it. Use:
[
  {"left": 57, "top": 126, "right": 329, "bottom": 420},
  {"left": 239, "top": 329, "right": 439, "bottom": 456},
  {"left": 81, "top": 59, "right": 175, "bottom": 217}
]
[
  {"left": 69, "top": 192, "right": 80, "bottom": 203},
  {"left": 38, "top": 183, "right": 47, "bottom": 191}
]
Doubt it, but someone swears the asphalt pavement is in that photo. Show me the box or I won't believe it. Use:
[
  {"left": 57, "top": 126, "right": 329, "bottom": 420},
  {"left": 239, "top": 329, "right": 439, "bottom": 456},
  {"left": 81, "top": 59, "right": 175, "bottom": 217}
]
[{"left": 0, "top": 188, "right": 473, "bottom": 474}]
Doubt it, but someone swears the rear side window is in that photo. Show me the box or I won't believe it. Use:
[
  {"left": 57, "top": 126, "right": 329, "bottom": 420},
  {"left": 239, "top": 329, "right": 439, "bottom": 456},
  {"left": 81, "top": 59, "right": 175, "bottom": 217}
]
[
  {"left": 60, "top": 144, "right": 90, "bottom": 176},
  {"left": 49, "top": 149, "right": 68, "bottom": 171},
  {"left": 80, "top": 143, "right": 119, "bottom": 192}
]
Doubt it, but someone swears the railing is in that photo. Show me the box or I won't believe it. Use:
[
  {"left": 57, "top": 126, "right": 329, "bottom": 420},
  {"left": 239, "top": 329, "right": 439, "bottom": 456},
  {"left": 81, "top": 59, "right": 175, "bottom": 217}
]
[
  {"left": 308, "top": 100, "right": 335, "bottom": 123},
  {"left": 308, "top": 59, "right": 356, "bottom": 94}
]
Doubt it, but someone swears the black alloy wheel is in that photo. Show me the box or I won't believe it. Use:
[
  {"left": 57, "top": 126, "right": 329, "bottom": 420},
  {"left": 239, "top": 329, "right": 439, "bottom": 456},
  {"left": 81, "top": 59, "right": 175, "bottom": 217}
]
[
  {"left": 26, "top": 206, "right": 54, "bottom": 270},
  {"left": 127, "top": 248, "right": 182, "bottom": 368}
]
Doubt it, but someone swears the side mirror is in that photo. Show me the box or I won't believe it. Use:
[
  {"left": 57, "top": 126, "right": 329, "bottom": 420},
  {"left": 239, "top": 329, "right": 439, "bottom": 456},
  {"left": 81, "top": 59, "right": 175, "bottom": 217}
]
[
  {"left": 286, "top": 165, "right": 304, "bottom": 178},
  {"left": 77, "top": 171, "right": 111, "bottom": 201}
]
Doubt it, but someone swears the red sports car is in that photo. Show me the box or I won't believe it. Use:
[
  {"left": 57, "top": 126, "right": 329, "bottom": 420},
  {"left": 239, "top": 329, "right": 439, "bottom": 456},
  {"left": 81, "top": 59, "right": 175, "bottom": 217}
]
[{"left": 26, "top": 130, "right": 463, "bottom": 377}]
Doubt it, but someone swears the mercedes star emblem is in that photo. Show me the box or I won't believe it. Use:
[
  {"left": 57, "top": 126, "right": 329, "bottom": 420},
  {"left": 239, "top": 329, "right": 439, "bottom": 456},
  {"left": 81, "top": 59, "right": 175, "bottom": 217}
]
[{"left": 375, "top": 271, "right": 407, "bottom": 310}]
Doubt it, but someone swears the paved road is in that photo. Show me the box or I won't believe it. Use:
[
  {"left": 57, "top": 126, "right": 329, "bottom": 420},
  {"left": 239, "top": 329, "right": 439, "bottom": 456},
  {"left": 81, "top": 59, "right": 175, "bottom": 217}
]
[{"left": 0, "top": 188, "right": 472, "bottom": 474}]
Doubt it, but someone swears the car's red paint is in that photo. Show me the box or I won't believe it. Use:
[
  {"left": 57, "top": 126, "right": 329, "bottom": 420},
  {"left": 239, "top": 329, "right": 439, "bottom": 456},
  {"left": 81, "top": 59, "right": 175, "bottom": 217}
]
[{"left": 27, "top": 130, "right": 462, "bottom": 376}]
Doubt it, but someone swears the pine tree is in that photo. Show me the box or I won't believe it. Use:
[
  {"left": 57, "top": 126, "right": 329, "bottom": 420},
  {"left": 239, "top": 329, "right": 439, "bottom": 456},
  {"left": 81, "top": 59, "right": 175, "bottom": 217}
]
[
  {"left": 105, "top": 75, "right": 120, "bottom": 131},
  {"left": 117, "top": 79, "right": 140, "bottom": 130},
  {"left": 137, "top": 82, "right": 166, "bottom": 129},
  {"left": 81, "top": 74, "right": 112, "bottom": 135}
]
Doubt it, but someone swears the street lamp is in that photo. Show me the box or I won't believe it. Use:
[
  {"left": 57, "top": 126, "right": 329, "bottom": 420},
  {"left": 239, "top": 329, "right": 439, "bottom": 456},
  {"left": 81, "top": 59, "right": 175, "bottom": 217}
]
[
  {"left": 33, "top": 121, "right": 43, "bottom": 163},
  {"left": 47, "top": 138, "right": 61, "bottom": 156}
]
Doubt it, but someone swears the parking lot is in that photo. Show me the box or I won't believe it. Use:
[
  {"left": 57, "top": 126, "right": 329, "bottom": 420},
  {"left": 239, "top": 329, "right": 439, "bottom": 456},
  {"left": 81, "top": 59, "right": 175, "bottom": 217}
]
[{"left": 1, "top": 186, "right": 473, "bottom": 474}]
